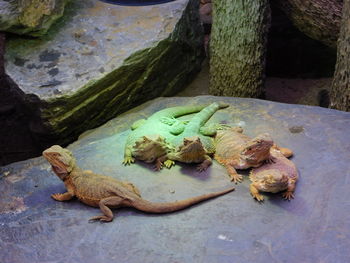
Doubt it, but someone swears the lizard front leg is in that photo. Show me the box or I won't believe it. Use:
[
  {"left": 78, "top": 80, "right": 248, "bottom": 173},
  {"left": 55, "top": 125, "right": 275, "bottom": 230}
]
[
  {"left": 225, "top": 162, "right": 243, "bottom": 184},
  {"left": 154, "top": 154, "right": 167, "bottom": 171},
  {"left": 123, "top": 147, "right": 135, "bottom": 165},
  {"left": 89, "top": 196, "right": 123, "bottom": 222},
  {"left": 250, "top": 183, "right": 264, "bottom": 202},
  {"left": 51, "top": 192, "right": 74, "bottom": 201},
  {"left": 197, "top": 155, "right": 212, "bottom": 172},
  {"left": 282, "top": 179, "right": 297, "bottom": 200},
  {"left": 161, "top": 153, "right": 177, "bottom": 169}
]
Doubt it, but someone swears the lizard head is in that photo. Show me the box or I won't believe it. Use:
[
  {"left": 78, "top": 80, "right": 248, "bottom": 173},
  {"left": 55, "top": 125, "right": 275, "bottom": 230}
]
[
  {"left": 177, "top": 136, "right": 207, "bottom": 160},
  {"left": 43, "top": 145, "right": 76, "bottom": 180},
  {"left": 132, "top": 135, "right": 171, "bottom": 163},
  {"left": 253, "top": 169, "right": 289, "bottom": 193},
  {"left": 241, "top": 133, "right": 273, "bottom": 165}
]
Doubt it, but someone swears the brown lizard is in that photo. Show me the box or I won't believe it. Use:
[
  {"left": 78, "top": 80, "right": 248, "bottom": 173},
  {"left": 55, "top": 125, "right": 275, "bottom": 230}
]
[
  {"left": 249, "top": 147, "right": 299, "bottom": 202},
  {"left": 43, "top": 145, "right": 235, "bottom": 222},
  {"left": 214, "top": 127, "right": 292, "bottom": 183}
]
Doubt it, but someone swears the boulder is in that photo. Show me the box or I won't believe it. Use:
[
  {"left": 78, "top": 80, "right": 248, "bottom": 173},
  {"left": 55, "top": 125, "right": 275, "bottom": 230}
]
[
  {"left": 0, "top": 96, "right": 349, "bottom": 263},
  {"left": 0, "top": 0, "right": 70, "bottom": 37},
  {"left": 1, "top": 0, "right": 204, "bottom": 165}
]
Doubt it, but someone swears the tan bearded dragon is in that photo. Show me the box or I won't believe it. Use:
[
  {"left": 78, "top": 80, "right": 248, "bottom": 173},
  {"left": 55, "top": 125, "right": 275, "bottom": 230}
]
[
  {"left": 249, "top": 146, "right": 298, "bottom": 202},
  {"left": 43, "top": 145, "right": 235, "bottom": 222},
  {"left": 214, "top": 127, "right": 292, "bottom": 183}
]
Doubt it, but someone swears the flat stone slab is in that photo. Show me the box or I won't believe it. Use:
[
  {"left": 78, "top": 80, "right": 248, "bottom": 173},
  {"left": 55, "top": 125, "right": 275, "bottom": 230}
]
[
  {"left": 1, "top": 96, "right": 350, "bottom": 263},
  {"left": 5, "top": 0, "right": 194, "bottom": 99},
  {"left": 1, "top": 0, "right": 204, "bottom": 164}
]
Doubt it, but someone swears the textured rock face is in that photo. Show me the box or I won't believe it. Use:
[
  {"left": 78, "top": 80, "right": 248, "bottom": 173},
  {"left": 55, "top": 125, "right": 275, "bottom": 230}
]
[
  {"left": 0, "top": 96, "right": 349, "bottom": 263},
  {"left": 0, "top": 0, "right": 70, "bottom": 36},
  {"left": 2, "top": 0, "right": 204, "bottom": 165}
]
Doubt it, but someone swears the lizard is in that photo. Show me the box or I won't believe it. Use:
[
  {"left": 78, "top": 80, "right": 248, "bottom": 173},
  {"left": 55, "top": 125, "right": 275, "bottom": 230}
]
[
  {"left": 158, "top": 102, "right": 229, "bottom": 172},
  {"left": 123, "top": 104, "right": 214, "bottom": 168},
  {"left": 43, "top": 145, "right": 235, "bottom": 222},
  {"left": 214, "top": 127, "right": 293, "bottom": 183},
  {"left": 249, "top": 146, "right": 298, "bottom": 202}
]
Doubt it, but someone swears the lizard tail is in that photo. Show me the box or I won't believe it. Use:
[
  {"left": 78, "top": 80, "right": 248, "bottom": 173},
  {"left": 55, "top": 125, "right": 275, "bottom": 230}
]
[{"left": 130, "top": 187, "right": 235, "bottom": 213}]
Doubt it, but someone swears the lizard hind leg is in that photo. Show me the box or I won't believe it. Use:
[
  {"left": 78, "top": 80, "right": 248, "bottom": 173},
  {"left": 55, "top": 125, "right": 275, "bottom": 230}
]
[{"left": 89, "top": 196, "right": 123, "bottom": 222}]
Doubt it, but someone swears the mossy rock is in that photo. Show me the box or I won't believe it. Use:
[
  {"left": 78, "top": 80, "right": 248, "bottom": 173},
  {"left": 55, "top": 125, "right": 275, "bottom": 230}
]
[{"left": 2, "top": 0, "right": 204, "bottom": 164}]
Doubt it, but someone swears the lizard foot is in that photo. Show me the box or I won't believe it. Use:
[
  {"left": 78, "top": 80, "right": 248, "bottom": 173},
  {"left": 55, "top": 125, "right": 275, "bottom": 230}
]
[
  {"left": 229, "top": 174, "right": 243, "bottom": 184},
  {"left": 51, "top": 193, "right": 73, "bottom": 201},
  {"left": 251, "top": 192, "right": 264, "bottom": 202},
  {"left": 282, "top": 191, "right": 294, "bottom": 201},
  {"left": 51, "top": 193, "right": 64, "bottom": 201},
  {"left": 164, "top": 160, "right": 175, "bottom": 169},
  {"left": 123, "top": 157, "right": 135, "bottom": 165},
  {"left": 154, "top": 161, "right": 163, "bottom": 171},
  {"left": 196, "top": 164, "right": 208, "bottom": 172},
  {"left": 89, "top": 215, "right": 113, "bottom": 222}
]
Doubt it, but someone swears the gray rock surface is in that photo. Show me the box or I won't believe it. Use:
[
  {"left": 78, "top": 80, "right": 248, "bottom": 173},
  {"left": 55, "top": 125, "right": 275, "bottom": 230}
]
[
  {"left": 1, "top": 96, "right": 349, "bottom": 263},
  {"left": 2, "top": 0, "right": 204, "bottom": 164},
  {"left": 0, "top": 0, "right": 69, "bottom": 36}
]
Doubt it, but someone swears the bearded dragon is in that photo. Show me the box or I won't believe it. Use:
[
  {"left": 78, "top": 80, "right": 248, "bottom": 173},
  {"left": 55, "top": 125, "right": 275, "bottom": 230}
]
[
  {"left": 43, "top": 145, "right": 235, "bottom": 222},
  {"left": 249, "top": 147, "right": 298, "bottom": 202},
  {"left": 159, "top": 102, "right": 229, "bottom": 171},
  {"left": 123, "top": 104, "right": 212, "bottom": 168},
  {"left": 214, "top": 127, "right": 292, "bottom": 183}
]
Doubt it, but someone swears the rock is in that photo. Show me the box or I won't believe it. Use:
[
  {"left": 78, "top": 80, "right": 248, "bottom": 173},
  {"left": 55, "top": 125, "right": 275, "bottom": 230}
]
[
  {"left": 1, "top": 0, "right": 204, "bottom": 165},
  {"left": 0, "top": 96, "right": 349, "bottom": 263},
  {"left": 0, "top": 0, "right": 70, "bottom": 37}
]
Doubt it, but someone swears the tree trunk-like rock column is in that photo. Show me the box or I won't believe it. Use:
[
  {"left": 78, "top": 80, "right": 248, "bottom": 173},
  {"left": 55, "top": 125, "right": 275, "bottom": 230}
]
[
  {"left": 331, "top": 0, "right": 350, "bottom": 111},
  {"left": 209, "top": 0, "right": 270, "bottom": 97}
]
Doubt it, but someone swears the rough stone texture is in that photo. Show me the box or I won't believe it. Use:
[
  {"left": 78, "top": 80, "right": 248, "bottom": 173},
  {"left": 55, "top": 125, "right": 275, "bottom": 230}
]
[
  {"left": 1, "top": 0, "right": 204, "bottom": 165},
  {"left": 0, "top": 0, "right": 70, "bottom": 36},
  {"left": 209, "top": 0, "right": 270, "bottom": 97},
  {"left": 275, "top": 0, "right": 342, "bottom": 49},
  {"left": 330, "top": 0, "right": 350, "bottom": 111},
  {"left": 1, "top": 96, "right": 349, "bottom": 263}
]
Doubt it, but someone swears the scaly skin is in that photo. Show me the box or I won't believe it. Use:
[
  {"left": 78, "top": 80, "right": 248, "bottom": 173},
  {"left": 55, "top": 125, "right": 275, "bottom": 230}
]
[
  {"left": 161, "top": 102, "right": 229, "bottom": 171},
  {"left": 249, "top": 147, "right": 298, "bottom": 202},
  {"left": 123, "top": 105, "right": 211, "bottom": 167},
  {"left": 214, "top": 127, "right": 277, "bottom": 183},
  {"left": 43, "top": 145, "right": 235, "bottom": 222}
]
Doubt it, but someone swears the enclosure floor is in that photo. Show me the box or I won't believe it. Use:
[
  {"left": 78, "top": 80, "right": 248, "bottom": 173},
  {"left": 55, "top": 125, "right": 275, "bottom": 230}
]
[
  {"left": 1, "top": 96, "right": 349, "bottom": 263},
  {"left": 178, "top": 59, "right": 332, "bottom": 107}
]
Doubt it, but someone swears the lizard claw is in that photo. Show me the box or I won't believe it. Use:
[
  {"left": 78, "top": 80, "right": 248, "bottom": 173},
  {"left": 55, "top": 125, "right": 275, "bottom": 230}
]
[
  {"left": 154, "top": 161, "right": 163, "bottom": 171},
  {"left": 51, "top": 193, "right": 65, "bottom": 201},
  {"left": 282, "top": 191, "right": 294, "bottom": 201},
  {"left": 51, "top": 193, "right": 60, "bottom": 200},
  {"left": 251, "top": 193, "right": 264, "bottom": 202},
  {"left": 164, "top": 160, "right": 175, "bottom": 169},
  {"left": 196, "top": 164, "right": 207, "bottom": 172},
  {"left": 123, "top": 157, "right": 135, "bottom": 165},
  {"left": 230, "top": 174, "right": 243, "bottom": 184}
]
